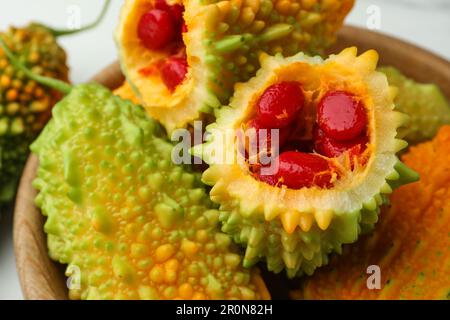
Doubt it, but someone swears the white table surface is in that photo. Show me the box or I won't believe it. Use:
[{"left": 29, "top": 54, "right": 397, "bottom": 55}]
[{"left": 0, "top": 0, "right": 449, "bottom": 300}]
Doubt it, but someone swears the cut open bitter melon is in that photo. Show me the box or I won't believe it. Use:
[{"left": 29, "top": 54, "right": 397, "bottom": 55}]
[
  {"left": 30, "top": 83, "right": 270, "bottom": 300},
  {"left": 0, "top": 32, "right": 270, "bottom": 300},
  {"left": 115, "top": 0, "right": 354, "bottom": 133},
  {"left": 194, "top": 47, "right": 419, "bottom": 277}
]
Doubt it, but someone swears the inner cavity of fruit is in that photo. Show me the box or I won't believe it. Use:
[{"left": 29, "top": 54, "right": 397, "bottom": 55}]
[
  {"left": 137, "top": 0, "right": 187, "bottom": 91},
  {"left": 242, "top": 82, "right": 369, "bottom": 190}
]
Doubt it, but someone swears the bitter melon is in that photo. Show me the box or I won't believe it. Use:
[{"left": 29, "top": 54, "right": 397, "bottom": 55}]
[
  {"left": 0, "top": 0, "right": 111, "bottom": 204},
  {"left": 195, "top": 47, "right": 419, "bottom": 277},
  {"left": 115, "top": 0, "right": 354, "bottom": 133},
  {"left": 0, "top": 36, "right": 269, "bottom": 299},
  {"left": 31, "top": 84, "right": 269, "bottom": 299}
]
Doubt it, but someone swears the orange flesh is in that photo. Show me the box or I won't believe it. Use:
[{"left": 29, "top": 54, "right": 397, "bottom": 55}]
[{"left": 294, "top": 126, "right": 450, "bottom": 300}]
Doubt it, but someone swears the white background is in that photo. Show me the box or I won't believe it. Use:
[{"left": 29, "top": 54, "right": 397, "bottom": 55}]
[{"left": 0, "top": 0, "right": 449, "bottom": 300}]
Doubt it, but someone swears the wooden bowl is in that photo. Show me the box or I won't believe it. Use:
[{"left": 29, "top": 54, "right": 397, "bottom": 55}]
[{"left": 13, "top": 26, "right": 450, "bottom": 300}]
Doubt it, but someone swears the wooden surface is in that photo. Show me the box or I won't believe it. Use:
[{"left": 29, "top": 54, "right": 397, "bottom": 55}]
[{"left": 13, "top": 26, "right": 450, "bottom": 300}]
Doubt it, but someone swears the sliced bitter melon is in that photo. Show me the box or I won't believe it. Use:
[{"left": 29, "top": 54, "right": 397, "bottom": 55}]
[
  {"left": 115, "top": 0, "right": 354, "bottom": 133},
  {"left": 379, "top": 66, "right": 450, "bottom": 144},
  {"left": 194, "top": 48, "right": 419, "bottom": 277},
  {"left": 31, "top": 84, "right": 270, "bottom": 300}
]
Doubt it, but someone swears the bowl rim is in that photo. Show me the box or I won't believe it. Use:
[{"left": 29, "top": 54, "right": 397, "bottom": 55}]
[{"left": 13, "top": 25, "right": 450, "bottom": 300}]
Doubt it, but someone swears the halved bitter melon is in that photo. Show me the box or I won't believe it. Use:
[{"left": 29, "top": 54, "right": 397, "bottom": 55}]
[
  {"left": 194, "top": 47, "right": 419, "bottom": 277},
  {"left": 30, "top": 84, "right": 270, "bottom": 300},
  {"left": 115, "top": 0, "right": 354, "bottom": 133},
  {"left": 0, "top": 31, "right": 271, "bottom": 300}
]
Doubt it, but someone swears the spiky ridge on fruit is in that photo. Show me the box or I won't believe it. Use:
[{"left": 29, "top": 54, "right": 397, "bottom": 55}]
[
  {"left": 0, "top": 25, "right": 68, "bottom": 203},
  {"left": 293, "top": 126, "right": 450, "bottom": 300},
  {"left": 195, "top": 48, "right": 419, "bottom": 277},
  {"left": 115, "top": 0, "right": 354, "bottom": 133},
  {"left": 31, "top": 84, "right": 269, "bottom": 300},
  {"left": 379, "top": 66, "right": 450, "bottom": 144}
]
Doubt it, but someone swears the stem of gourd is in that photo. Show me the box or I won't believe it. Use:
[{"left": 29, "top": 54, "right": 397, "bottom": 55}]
[{"left": 43, "top": 0, "right": 111, "bottom": 37}]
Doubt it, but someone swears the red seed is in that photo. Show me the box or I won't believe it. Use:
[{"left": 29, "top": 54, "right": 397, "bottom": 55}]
[
  {"left": 253, "top": 169, "right": 279, "bottom": 186},
  {"left": 167, "top": 5, "right": 184, "bottom": 24},
  {"left": 160, "top": 56, "right": 188, "bottom": 91},
  {"left": 138, "top": 9, "right": 176, "bottom": 50},
  {"left": 256, "top": 82, "right": 304, "bottom": 128},
  {"left": 317, "top": 91, "right": 367, "bottom": 141},
  {"left": 314, "top": 127, "right": 368, "bottom": 158},
  {"left": 274, "top": 151, "right": 333, "bottom": 189},
  {"left": 154, "top": 0, "right": 185, "bottom": 40},
  {"left": 154, "top": 0, "right": 170, "bottom": 10},
  {"left": 181, "top": 21, "right": 188, "bottom": 33},
  {"left": 155, "top": 0, "right": 184, "bottom": 23},
  {"left": 245, "top": 118, "right": 290, "bottom": 153}
]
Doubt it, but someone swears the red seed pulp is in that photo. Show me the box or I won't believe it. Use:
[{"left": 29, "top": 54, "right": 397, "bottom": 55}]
[
  {"left": 249, "top": 85, "right": 369, "bottom": 189},
  {"left": 245, "top": 118, "right": 290, "bottom": 152},
  {"left": 155, "top": 0, "right": 185, "bottom": 40},
  {"left": 181, "top": 22, "right": 188, "bottom": 33},
  {"left": 273, "top": 151, "right": 333, "bottom": 189},
  {"left": 253, "top": 169, "right": 279, "bottom": 186},
  {"left": 256, "top": 82, "right": 305, "bottom": 128},
  {"left": 155, "top": 0, "right": 184, "bottom": 24},
  {"left": 317, "top": 91, "right": 367, "bottom": 141},
  {"left": 138, "top": 1, "right": 188, "bottom": 91},
  {"left": 137, "top": 9, "right": 176, "bottom": 50},
  {"left": 160, "top": 56, "right": 188, "bottom": 91},
  {"left": 314, "top": 127, "right": 368, "bottom": 158}
]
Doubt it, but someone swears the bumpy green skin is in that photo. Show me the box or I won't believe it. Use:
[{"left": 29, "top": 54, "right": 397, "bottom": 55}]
[
  {"left": 379, "top": 66, "right": 450, "bottom": 144},
  {"left": 219, "top": 204, "right": 377, "bottom": 277},
  {"left": 0, "top": 24, "right": 68, "bottom": 204},
  {"left": 193, "top": 0, "right": 354, "bottom": 106},
  {"left": 0, "top": 134, "right": 32, "bottom": 202},
  {"left": 31, "top": 84, "right": 266, "bottom": 300},
  {"left": 217, "top": 162, "right": 418, "bottom": 278}
]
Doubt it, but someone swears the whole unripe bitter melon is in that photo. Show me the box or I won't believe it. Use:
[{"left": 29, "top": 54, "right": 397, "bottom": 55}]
[
  {"left": 0, "top": 38, "right": 269, "bottom": 300},
  {"left": 0, "top": 25, "right": 68, "bottom": 203},
  {"left": 115, "top": 0, "right": 354, "bottom": 133},
  {"left": 0, "top": 0, "right": 111, "bottom": 204},
  {"left": 194, "top": 48, "right": 419, "bottom": 277}
]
